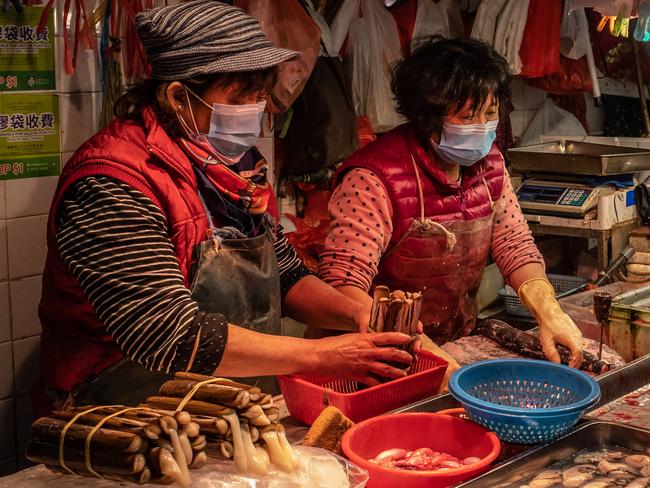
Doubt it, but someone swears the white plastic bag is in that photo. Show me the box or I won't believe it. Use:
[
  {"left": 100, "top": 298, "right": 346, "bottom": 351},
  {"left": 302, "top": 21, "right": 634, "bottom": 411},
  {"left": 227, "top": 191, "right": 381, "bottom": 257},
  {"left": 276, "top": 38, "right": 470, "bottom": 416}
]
[
  {"left": 331, "top": 0, "right": 360, "bottom": 55},
  {"left": 493, "top": 0, "right": 531, "bottom": 75},
  {"left": 411, "top": 0, "right": 450, "bottom": 51},
  {"left": 560, "top": 1, "right": 590, "bottom": 60},
  {"left": 471, "top": 0, "right": 509, "bottom": 46},
  {"left": 0, "top": 447, "right": 369, "bottom": 488},
  {"left": 348, "top": 0, "right": 404, "bottom": 133},
  {"left": 439, "top": 0, "right": 465, "bottom": 38},
  {"left": 520, "top": 98, "right": 587, "bottom": 146}
]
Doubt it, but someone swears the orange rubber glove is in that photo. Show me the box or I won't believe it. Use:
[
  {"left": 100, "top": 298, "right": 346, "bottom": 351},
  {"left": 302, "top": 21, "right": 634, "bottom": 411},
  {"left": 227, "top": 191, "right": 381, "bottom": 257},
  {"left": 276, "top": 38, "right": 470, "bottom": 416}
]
[{"left": 518, "top": 279, "right": 584, "bottom": 369}]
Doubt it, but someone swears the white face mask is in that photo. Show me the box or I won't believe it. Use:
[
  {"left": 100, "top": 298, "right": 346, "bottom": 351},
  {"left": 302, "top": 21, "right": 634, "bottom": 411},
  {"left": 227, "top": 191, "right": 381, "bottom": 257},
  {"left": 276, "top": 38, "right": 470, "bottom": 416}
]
[
  {"left": 180, "top": 86, "right": 266, "bottom": 161},
  {"left": 432, "top": 120, "right": 499, "bottom": 167}
]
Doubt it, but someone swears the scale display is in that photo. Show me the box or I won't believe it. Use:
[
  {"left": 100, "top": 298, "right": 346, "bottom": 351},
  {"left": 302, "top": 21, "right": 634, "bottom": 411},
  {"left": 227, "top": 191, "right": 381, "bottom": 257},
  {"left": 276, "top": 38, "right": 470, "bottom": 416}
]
[
  {"left": 517, "top": 184, "right": 590, "bottom": 207},
  {"left": 516, "top": 180, "right": 599, "bottom": 217}
]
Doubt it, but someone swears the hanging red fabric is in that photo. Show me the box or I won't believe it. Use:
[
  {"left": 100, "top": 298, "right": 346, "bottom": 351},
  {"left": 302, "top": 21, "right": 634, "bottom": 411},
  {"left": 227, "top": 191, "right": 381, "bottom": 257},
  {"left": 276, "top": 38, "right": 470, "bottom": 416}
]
[
  {"left": 518, "top": 0, "right": 562, "bottom": 78},
  {"left": 526, "top": 54, "right": 593, "bottom": 93},
  {"left": 388, "top": 0, "right": 417, "bottom": 58}
]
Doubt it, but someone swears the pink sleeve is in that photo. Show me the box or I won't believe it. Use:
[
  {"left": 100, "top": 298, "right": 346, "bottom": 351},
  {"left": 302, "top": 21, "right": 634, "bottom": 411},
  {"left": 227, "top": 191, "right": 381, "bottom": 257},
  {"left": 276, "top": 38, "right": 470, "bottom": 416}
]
[
  {"left": 318, "top": 168, "right": 393, "bottom": 292},
  {"left": 491, "top": 172, "right": 545, "bottom": 282}
]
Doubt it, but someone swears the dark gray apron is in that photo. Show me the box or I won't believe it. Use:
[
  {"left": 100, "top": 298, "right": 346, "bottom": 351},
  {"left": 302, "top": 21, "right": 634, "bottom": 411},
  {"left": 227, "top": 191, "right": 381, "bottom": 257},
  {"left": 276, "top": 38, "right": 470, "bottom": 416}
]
[{"left": 71, "top": 195, "right": 282, "bottom": 406}]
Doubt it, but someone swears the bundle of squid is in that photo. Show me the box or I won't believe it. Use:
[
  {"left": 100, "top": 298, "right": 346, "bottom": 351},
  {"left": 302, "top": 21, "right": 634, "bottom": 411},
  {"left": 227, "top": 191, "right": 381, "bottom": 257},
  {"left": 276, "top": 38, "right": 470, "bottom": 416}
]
[
  {"left": 144, "top": 372, "right": 299, "bottom": 476},
  {"left": 369, "top": 286, "right": 422, "bottom": 336},
  {"left": 27, "top": 405, "right": 207, "bottom": 487}
]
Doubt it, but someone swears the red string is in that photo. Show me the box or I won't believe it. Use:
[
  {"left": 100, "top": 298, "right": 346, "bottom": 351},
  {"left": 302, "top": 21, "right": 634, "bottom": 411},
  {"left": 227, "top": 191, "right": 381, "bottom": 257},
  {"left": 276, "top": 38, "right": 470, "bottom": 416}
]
[{"left": 37, "top": 0, "right": 56, "bottom": 34}]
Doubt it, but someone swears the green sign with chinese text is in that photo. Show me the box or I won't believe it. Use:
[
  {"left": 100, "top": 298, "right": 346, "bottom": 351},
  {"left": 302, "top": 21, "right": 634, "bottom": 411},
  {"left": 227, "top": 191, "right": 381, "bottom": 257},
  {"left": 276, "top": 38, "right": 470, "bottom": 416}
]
[
  {"left": 0, "top": 93, "right": 60, "bottom": 179},
  {"left": 0, "top": 6, "right": 55, "bottom": 91}
]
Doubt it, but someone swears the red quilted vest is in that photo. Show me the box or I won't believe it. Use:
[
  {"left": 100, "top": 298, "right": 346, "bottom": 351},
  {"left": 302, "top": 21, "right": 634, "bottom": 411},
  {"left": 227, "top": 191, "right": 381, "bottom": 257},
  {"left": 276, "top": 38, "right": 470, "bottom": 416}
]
[
  {"left": 335, "top": 125, "right": 505, "bottom": 341},
  {"left": 37, "top": 108, "right": 276, "bottom": 406}
]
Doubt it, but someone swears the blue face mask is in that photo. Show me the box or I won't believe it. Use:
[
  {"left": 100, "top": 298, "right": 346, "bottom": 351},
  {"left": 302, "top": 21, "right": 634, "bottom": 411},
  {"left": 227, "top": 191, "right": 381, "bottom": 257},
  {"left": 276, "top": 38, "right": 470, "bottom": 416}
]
[
  {"left": 432, "top": 120, "right": 498, "bottom": 167},
  {"left": 182, "top": 87, "right": 266, "bottom": 161}
]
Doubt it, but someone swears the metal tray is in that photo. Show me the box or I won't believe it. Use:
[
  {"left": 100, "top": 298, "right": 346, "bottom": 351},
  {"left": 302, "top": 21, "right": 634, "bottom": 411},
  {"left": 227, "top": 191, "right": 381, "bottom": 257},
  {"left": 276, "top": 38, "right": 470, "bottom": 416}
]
[
  {"left": 586, "top": 353, "right": 650, "bottom": 412},
  {"left": 508, "top": 140, "right": 650, "bottom": 176},
  {"left": 392, "top": 391, "right": 460, "bottom": 413},
  {"left": 456, "top": 421, "right": 650, "bottom": 487}
]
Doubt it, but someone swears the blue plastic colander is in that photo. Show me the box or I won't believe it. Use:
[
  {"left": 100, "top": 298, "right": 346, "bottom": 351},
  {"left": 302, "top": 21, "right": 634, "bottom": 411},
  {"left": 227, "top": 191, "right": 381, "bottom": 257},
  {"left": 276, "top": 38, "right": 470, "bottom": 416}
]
[{"left": 448, "top": 359, "right": 600, "bottom": 444}]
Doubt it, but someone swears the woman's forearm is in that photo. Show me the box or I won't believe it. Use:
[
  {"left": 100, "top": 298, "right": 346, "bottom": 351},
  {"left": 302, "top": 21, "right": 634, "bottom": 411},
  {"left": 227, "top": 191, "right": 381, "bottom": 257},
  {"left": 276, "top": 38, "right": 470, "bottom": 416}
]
[
  {"left": 214, "top": 325, "right": 316, "bottom": 376},
  {"left": 214, "top": 324, "right": 416, "bottom": 384},
  {"left": 508, "top": 262, "right": 547, "bottom": 293},
  {"left": 283, "top": 275, "right": 369, "bottom": 332}
]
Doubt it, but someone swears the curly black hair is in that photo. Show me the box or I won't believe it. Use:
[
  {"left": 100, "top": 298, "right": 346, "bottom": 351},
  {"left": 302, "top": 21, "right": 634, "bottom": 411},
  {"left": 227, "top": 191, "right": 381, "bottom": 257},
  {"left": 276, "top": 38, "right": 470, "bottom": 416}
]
[{"left": 391, "top": 36, "right": 510, "bottom": 145}]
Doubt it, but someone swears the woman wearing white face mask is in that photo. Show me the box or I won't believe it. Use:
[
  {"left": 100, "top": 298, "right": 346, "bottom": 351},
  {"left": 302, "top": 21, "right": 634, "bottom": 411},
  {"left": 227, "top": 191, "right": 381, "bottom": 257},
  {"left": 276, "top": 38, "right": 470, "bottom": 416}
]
[
  {"left": 319, "top": 36, "right": 584, "bottom": 388},
  {"left": 34, "top": 0, "right": 414, "bottom": 414}
]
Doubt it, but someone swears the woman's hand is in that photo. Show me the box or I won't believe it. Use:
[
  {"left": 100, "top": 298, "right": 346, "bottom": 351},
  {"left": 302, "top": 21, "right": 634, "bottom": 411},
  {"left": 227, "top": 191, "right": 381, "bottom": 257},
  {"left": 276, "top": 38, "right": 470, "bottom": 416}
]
[
  {"left": 518, "top": 279, "right": 584, "bottom": 368},
  {"left": 538, "top": 311, "right": 584, "bottom": 368},
  {"left": 314, "top": 332, "right": 414, "bottom": 386}
]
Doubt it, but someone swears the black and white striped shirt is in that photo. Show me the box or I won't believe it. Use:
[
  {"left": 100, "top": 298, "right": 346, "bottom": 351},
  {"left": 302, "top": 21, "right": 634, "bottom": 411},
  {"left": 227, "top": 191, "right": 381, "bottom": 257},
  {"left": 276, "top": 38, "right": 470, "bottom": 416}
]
[{"left": 56, "top": 176, "right": 310, "bottom": 375}]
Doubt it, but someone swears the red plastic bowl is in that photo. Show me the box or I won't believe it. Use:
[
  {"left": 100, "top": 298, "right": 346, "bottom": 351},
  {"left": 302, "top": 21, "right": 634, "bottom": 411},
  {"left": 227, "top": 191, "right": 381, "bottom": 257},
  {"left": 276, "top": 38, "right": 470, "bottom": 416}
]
[{"left": 341, "top": 412, "right": 501, "bottom": 488}]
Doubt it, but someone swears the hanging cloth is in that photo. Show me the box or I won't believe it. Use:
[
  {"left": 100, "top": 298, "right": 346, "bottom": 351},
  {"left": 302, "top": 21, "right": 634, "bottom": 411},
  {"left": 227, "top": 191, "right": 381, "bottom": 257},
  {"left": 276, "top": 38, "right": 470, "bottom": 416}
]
[
  {"left": 493, "top": 0, "right": 531, "bottom": 75},
  {"left": 518, "top": 0, "right": 562, "bottom": 78}
]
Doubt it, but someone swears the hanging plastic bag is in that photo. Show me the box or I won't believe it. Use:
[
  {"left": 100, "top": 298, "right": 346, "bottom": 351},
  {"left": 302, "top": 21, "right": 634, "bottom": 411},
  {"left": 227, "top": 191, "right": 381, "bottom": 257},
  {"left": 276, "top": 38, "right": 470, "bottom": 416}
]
[
  {"left": 560, "top": 2, "right": 590, "bottom": 60},
  {"left": 282, "top": 2, "right": 358, "bottom": 176},
  {"left": 331, "top": 0, "right": 360, "bottom": 55},
  {"left": 518, "top": 0, "right": 562, "bottom": 78},
  {"left": 411, "top": 0, "right": 449, "bottom": 51},
  {"left": 235, "top": 0, "right": 321, "bottom": 113},
  {"left": 493, "top": 0, "right": 531, "bottom": 75},
  {"left": 520, "top": 98, "right": 587, "bottom": 146},
  {"left": 471, "top": 0, "right": 509, "bottom": 46},
  {"left": 347, "top": 0, "right": 404, "bottom": 133},
  {"left": 283, "top": 56, "right": 358, "bottom": 175}
]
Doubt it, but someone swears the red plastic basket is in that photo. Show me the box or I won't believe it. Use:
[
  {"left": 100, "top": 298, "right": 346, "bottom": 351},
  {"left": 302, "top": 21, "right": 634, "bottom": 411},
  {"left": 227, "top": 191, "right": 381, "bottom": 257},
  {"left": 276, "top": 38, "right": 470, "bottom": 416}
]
[{"left": 278, "top": 351, "right": 448, "bottom": 425}]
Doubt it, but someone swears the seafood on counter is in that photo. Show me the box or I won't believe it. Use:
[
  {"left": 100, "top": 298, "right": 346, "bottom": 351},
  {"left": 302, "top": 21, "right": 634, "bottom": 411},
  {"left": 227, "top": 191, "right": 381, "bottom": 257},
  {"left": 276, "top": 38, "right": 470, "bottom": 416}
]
[
  {"left": 144, "top": 372, "right": 300, "bottom": 477},
  {"left": 517, "top": 447, "right": 650, "bottom": 488},
  {"left": 25, "top": 373, "right": 300, "bottom": 486},
  {"left": 475, "top": 320, "right": 614, "bottom": 373},
  {"left": 26, "top": 405, "right": 208, "bottom": 486},
  {"left": 587, "top": 384, "right": 650, "bottom": 431},
  {"left": 369, "top": 286, "right": 421, "bottom": 336},
  {"left": 368, "top": 447, "right": 481, "bottom": 471},
  {"left": 442, "top": 329, "right": 624, "bottom": 372}
]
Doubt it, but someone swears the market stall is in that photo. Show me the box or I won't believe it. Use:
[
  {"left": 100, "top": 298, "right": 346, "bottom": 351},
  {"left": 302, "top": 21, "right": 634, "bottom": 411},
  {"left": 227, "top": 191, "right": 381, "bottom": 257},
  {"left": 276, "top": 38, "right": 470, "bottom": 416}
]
[{"left": 2, "top": 0, "right": 650, "bottom": 486}]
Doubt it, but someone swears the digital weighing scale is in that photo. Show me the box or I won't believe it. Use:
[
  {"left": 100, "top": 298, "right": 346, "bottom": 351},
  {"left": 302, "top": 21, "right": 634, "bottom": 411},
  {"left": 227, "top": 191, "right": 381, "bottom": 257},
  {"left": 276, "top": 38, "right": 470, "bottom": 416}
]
[{"left": 508, "top": 140, "right": 650, "bottom": 231}]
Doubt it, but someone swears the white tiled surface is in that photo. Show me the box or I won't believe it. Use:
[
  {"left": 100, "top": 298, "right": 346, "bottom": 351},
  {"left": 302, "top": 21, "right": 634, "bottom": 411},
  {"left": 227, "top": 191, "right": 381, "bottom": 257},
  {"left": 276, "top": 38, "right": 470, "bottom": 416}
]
[
  {"left": 10, "top": 277, "right": 42, "bottom": 340},
  {"left": 6, "top": 177, "right": 58, "bottom": 219},
  {"left": 0, "top": 182, "right": 6, "bottom": 219},
  {"left": 15, "top": 394, "right": 35, "bottom": 463},
  {"left": 59, "top": 93, "right": 102, "bottom": 152},
  {"left": 0, "top": 398, "right": 16, "bottom": 460},
  {"left": 56, "top": 36, "right": 101, "bottom": 94},
  {"left": 0, "top": 342, "right": 14, "bottom": 399},
  {"left": 511, "top": 78, "right": 547, "bottom": 111},
  {"left": 12, "top": 336, "right": 40, "bottom": 397},
  {"left": 7, "top": 215, "right": 48, "bottom": 279},
  {"left": 0, "top": 283, "right": 10, "bottom": 344},
  {"left": 0, "top": 220, "right": 7, "bottom": 281}
]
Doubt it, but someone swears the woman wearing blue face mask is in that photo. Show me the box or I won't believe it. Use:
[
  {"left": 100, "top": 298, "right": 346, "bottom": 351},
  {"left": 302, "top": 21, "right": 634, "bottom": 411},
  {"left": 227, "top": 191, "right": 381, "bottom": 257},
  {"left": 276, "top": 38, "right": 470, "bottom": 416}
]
[
  {"left": 319, "top": 36, "right": 584, "bottom": 388},
  {"left": 34, "top": 0, "right": 414, "bottom": 414}
]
